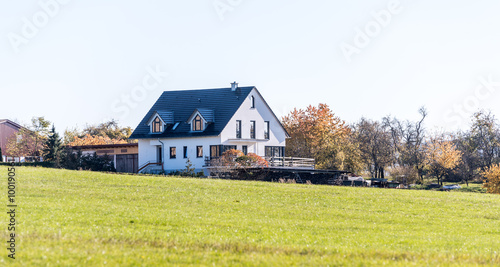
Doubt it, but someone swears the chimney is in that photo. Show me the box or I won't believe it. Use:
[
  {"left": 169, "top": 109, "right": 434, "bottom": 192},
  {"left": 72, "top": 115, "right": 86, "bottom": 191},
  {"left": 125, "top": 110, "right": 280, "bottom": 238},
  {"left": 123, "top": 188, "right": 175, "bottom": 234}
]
[{"left": 231, "top": 81, "right": 238, "bottom": 91}]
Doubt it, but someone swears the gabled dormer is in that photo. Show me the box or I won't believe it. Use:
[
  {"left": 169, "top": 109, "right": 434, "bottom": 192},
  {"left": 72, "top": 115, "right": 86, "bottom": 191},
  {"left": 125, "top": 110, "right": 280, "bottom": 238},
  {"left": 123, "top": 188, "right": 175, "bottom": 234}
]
[
  {"left": 187, "top": 109, "right": 214, "bottom": 132},
  {"left": 147, "top": 111, "right": 174, "bottom": 134}
]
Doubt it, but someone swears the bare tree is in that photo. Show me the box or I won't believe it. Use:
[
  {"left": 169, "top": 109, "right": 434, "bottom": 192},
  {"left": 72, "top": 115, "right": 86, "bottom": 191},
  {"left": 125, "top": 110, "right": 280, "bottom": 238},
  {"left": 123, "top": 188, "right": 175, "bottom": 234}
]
[
  {"left": 354, "top": 118, "right": 393, "bottom": 178},
  {"left": 383, "top": 107, "right": 428, "bottom": 183},
  {"left": 470, "top": 111, "right": 500, "bottom": 170}
]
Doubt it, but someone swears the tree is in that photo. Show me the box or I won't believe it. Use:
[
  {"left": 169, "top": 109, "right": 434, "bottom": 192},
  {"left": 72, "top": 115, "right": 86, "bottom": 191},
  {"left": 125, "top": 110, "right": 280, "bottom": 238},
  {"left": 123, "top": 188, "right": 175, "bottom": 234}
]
[
  {"left": 208, "top": 149, "right": 244, "bottom": 178},
  {"left": 454, "top": 131, "right": 480, "bottom": 186},
  {"left": 482, "top": 164, "right": 500, "bottom": 194},
  {"left": 425, "top": 134, "right": 462, "bottom": 186},
  {"left": 63, "top": 127, "right": 81, "bottom": 145},
  {"left": 235, "top": 153, "right": 269, "bottom": 168},
  {"left": 68, "top": 133, "right": 127, "bottom": 146},
  {"left": 43, "top": 125, "right": 63, "bottom": 163},
  {"left": 384, "top": 107, "right": 428, "bottom": 183},
  {"left": 0, "top": 147, "right": 3, "bottom": 162},
  {"left": 81, "top": 119, "right": 134, "bottom": 142},
  {"left": 6, "top": 117, "right": 51, "bottom": 161},
  {"left": 182, "top": 158, "right": 196, "bottom": 176},
  {"left": 354, "top": 118, "right": 393, "bottom": 178},
  {"left": 469, "top": 111, "right": 500, "bottom": 170},
  {"left": 30, "top": 117, "right": 51, "bottom": 161},
  {"left": 282, "top": 104, "right": 360, "bottom": 171},
  {"left": 65, "top": 119, "right": 134, "bottom": 146}
]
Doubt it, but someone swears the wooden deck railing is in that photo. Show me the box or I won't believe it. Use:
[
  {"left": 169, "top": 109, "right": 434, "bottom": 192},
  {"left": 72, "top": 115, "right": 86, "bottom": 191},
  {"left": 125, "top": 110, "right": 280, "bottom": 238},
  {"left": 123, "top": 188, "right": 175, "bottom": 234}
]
[
  {"left": 266, "top": 157, "right": 315, "bottom": 169},
  {"left": 204, "top": 156, "right": 315, "bottom": 169}
]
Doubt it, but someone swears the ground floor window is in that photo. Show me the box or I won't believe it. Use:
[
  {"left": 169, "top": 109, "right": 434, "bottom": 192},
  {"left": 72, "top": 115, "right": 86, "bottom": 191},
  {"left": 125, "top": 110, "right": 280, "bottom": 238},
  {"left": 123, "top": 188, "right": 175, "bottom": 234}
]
[
  {"left": 197, "top": 146, "right": 203, "bottom": 158},
  {"left": 265, "top": 146, "right": 285, "bottom": 158},
  {"left": 183, "top": 146, "right": 188, "bottom": 158},
  {"left": 170, "top": 147, "right": 176, "bottom": 159},
  {"left": 242, "top": 145, "right": 248, "bottom": 155},
  {"left": 209, "top": 145, "right": 237, "bottom": 159}
]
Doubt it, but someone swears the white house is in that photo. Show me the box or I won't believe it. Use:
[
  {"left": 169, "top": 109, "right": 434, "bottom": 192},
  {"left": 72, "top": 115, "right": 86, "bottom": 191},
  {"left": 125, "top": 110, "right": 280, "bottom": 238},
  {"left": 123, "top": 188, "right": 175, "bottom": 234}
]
[{"left": 129, "top": 83, "right": 289, "bottom": 174}]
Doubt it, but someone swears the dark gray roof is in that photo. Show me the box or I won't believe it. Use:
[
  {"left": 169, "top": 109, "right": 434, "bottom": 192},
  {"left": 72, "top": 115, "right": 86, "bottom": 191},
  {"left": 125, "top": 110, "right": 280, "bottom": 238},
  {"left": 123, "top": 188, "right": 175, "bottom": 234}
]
[
  {"left": 130, "top": 87, "right": 255, "bottom": 139},
  {"left": 156, "top": 111, "right": 174, "bottom": 124},
  {"left": 196, "top": 108, "right": 214, "bottom": 123}
]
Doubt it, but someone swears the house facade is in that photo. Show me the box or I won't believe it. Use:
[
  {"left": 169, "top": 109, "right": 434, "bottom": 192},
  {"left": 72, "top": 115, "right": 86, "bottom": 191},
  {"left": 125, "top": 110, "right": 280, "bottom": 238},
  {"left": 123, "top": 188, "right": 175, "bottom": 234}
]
[
  {"left": 130, "top": 83, "right": 289, "bottom": 174},
  {"left": 0, "top": 119, "right": 23, "bottom": 162}
]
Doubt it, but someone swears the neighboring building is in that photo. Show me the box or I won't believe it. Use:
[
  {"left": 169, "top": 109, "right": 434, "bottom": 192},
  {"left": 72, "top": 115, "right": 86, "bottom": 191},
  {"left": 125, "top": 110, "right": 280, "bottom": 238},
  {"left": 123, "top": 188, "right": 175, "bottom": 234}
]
[
  {"left": 68, "top": 143, "right": 139, "bottom": 173},
  {"left": 0, "top": 119, "right": 23, "bottom": 162},
  {"left": 130, "top": 83, "right": 289, "bottom": 174}
]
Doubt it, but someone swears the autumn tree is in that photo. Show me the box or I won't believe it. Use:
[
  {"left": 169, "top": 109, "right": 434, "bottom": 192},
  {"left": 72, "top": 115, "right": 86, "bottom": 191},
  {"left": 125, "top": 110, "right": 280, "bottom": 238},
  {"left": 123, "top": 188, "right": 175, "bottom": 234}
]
[
  {"left": 282, "top": 104, "right": 360, "bottom": 171},
  {"left": 65, "top": 119, "right": 133, "bottom": 146},
  {"left": 6, "top": 117, "right": 51, "bottom": 161},
  {"left": 208, "top": 149, "right": 244, "bottom": 178},
  {"left": 235, "top": 153, "right": 269, "bottom": 168},
  {"left": 354, "top": 118, "right": 393, "bottom": 178},
  {"left": 81, "top": 119, "right": 133, "bottom": 142},
  {"left": 482, "top": 164, "right": 500, "bottom": 194},
  {"left": 68, "top": 134, "right": 127, "bottom": 146},
  {"left": 63, "top": 127, "right": 81, "bottom": 145},
  {"left": 425, "top": 134, "right": 462, "bottom": 185}
]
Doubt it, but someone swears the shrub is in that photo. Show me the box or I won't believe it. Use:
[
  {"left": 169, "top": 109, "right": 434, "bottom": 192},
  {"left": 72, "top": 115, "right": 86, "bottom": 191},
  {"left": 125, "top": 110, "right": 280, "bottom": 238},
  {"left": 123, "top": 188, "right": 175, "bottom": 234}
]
[
  {"left": 482, "top": 164, "right": 500, "bottom": 194},
  {"left": 235, "top": 153, "right": 269, "bottom": 168}
]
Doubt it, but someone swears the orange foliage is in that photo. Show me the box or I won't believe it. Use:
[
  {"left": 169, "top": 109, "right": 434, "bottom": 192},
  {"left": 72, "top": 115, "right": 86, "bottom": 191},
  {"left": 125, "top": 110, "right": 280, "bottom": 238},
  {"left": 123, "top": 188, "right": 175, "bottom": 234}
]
[
  {"left": 67, "top": 134, "right": 127, "bottom": 146},
  {"left": 282, "top": 103, "right": 353, "bottom": 169},
  {"left": 236, "top": 153, "right": 269, "bottom": 168},
  {"left": 482, "top": 164, "right": 500, "bottom": 194}
]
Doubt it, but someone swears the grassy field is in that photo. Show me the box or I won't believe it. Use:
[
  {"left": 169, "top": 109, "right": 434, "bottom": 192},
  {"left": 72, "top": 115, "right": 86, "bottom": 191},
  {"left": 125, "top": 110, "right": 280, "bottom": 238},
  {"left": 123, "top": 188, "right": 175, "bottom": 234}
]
[{"left": 1, "top": 166, "right": 500, "bottom": 266}]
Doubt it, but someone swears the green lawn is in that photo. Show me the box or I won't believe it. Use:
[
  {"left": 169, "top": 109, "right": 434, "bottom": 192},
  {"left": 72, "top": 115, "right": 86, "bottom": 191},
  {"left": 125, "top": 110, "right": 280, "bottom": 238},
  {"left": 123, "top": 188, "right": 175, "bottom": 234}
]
[{"left": 1, "top": 166, "right": 500, "bottom": 266}]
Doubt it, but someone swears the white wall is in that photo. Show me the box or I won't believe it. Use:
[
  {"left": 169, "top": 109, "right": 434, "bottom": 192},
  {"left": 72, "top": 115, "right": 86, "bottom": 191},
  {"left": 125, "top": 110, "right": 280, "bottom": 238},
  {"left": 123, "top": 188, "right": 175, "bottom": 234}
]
[
  {"left": 220, "top": 88, "right": 287, "bottom": 156},
  {"left": 138, "top": 136, "right": 221, "bottom": 173}
]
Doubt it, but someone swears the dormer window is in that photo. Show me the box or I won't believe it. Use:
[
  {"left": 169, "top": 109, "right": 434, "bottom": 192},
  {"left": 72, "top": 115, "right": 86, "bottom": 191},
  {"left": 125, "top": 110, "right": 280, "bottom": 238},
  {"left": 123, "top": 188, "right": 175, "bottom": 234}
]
[
  {"left": 152, "top": 117, "right": 163, "bottom": 133},
  {"left": 148, "top": 111, "right": 172, "bottom": 134},
  {"left": 188, "top": 109, "right": 213, "bottom": 132},
  {"left": 192, "top": 115, "right": 203, "bottom": 131}
]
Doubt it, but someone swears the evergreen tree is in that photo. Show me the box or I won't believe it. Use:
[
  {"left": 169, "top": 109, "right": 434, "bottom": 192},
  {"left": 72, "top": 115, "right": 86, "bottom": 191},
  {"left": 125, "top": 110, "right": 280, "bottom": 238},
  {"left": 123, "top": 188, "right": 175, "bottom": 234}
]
[
  {"left": 44, "top": 125, "right": 62, "bottom": 163},
  {"left": 183, "top": 158, "right": 196, "bottom": 176}
]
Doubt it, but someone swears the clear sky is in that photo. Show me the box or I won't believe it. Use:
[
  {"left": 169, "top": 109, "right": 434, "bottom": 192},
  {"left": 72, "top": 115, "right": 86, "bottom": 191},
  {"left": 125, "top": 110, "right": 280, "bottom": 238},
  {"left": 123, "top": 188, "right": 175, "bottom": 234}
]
[{"left": 1, "top": 0, "right": 499, "bottom": 134}]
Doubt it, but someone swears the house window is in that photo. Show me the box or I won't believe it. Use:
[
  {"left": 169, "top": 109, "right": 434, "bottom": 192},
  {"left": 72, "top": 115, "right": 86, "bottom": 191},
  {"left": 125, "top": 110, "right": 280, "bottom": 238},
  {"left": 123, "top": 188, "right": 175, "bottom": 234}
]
[
  {"left": 250, "top": 95, "right": 255, "bottom": 108},
  {"left": 192, "top": 115, "right": 203, "bottom": 131},
  {"left": 157, "top": 146, "right": 163, "bottom": 163},
  {"left": 197, "top": 146, "right": 203, "bottom": 158},
  {"left": 242, "top": 145, "right": 248, "bottom": 155},
  {"left": 170, "top": 147, "right": 176, "bottom": 159},
  {"left": 236, "top": 120, "right": 241, "bottom": 139},
  {"left": 265, "top": 146, "right": 285, "bottom": 158},
  {"left": 264, "top": 121, "right": 270, "bottom": 140},
  {"left": 210, "top": 145, "right": 220, "bottom": 159},
  {"left": 152, "top": 117, "right": 162, "bottom": 133},
  {"left": 183, "top": 146, "right": 188, "bottom": 159},
  {"left": 250, "top": 121, "right": 256, "bottom": 139}
]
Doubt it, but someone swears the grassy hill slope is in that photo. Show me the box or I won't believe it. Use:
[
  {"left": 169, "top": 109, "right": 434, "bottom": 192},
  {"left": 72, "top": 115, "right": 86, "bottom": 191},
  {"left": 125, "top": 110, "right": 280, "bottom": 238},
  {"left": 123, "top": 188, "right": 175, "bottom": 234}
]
[{"left": 1, "top": 167, "right": 499, "bottom": 266}]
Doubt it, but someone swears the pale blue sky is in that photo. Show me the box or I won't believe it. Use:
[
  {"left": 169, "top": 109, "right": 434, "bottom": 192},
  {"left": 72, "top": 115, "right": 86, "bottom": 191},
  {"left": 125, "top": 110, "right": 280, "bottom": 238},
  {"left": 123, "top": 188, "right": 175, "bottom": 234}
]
[{"left": 1, "top": 0, "right": 499, "bottom": 134}]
